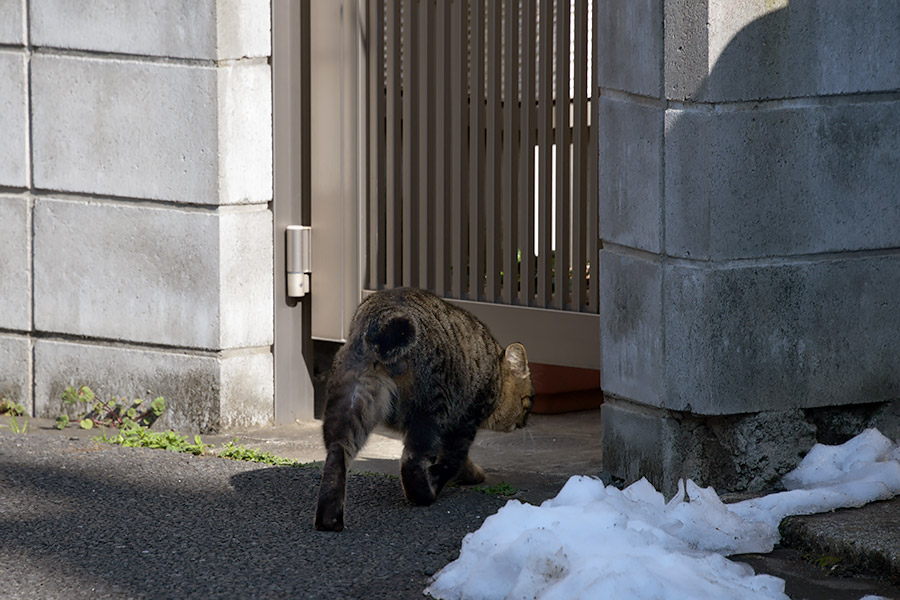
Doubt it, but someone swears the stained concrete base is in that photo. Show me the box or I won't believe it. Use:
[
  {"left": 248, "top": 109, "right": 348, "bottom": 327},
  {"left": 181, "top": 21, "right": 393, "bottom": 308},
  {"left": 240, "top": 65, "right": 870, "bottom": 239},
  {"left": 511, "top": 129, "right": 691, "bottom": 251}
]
[{"left": 602, "top": 397, "right": 900, "bottom": 497}]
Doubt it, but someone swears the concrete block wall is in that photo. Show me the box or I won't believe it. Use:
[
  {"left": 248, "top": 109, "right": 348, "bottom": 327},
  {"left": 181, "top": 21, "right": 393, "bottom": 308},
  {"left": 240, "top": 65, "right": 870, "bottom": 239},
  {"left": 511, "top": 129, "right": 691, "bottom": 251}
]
[
  {"left": 598, "top": 0, "right": 900, "bottom": 493},
  {"left": 0, "top": 0, "right": 275, "bottom": 431}
]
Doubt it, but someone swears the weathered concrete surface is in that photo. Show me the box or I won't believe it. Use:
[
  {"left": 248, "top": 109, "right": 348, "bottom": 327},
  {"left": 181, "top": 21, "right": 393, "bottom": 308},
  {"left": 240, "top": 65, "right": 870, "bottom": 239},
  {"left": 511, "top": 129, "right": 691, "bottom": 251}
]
[
  {"left": 597, "top": 95, "right": 663, "bottom": 253},
  {"left": 30, "top": 0, "right": 270, "bottom": 60},
  {"left": 701, "top": 1, "right": 900, "bottom": 102},
  {"left": 598, "top": 0, "right": 900, "bottom": 499},
  {"left": 780, "top": 498, "right": 900, "bottom": 584},
  {"left": 31, "top": 54, "right": 217, "bottom": 203},
  {"left": 0, "top": 196, "right": 30, "bottom": 331},
  {"left": 594, "top": 0, "right": 662, "bottom": 97},
  {"left": 600, "top": 251, "right": 900, "bottom": 416},
  {"left": 0, "top": 0, "right": 25, "bottom": 45},
  {"left": 601, "top": 398, "right": 817, "bottom": 495},
  {"left": 31, "top": 54, "right": 271, "bottom": 205},
  {"left": 665, "top": 1, "right": 900, "bottom": 101},
  {"left": 663, "top": 256, "right": 900, "bottom": 415},
  {"left": 5, "top": 2, "right": 276, "bottom": 441},
  {"left": 602, "top": 396, "right": 900, "bottom": 497},
  {"left": 0, "top": 334, "right": 31, "bottom": 411},
  {"left": 0, "top": 50, "right": 27, "bottom": 188},
  {"left": 665, "top": 100, "right": 900, "bottom": 261},
  {"left": 33, "top": 198, "right": 273, "bottom": 350},
  {"left": 33, "top": 339, "right": 274, "bottom": 433}
]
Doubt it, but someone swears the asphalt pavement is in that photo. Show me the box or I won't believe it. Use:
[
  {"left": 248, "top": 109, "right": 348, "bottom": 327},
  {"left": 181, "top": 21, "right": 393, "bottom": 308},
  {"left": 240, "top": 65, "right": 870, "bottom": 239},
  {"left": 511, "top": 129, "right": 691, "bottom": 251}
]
[{"left": 1, "top": 412, "right": 898, "bottom": 599}]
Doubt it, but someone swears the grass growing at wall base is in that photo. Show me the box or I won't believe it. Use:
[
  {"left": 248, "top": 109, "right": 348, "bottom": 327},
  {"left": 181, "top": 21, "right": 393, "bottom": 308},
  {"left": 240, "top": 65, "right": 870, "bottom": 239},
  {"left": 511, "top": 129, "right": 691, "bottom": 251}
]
[
  {"left": 55, "top": 386, "right": 312, "bottom": 466},
  {"left": 0, "top": 398, "right": 29, "bottom": 434}
]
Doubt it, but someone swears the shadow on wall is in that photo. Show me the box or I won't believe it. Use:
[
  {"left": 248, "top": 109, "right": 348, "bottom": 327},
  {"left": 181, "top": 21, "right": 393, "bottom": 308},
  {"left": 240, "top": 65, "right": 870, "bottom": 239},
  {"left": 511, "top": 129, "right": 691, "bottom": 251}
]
[{"left": 663, "top": 0, "right": 900, "bottom": 415}]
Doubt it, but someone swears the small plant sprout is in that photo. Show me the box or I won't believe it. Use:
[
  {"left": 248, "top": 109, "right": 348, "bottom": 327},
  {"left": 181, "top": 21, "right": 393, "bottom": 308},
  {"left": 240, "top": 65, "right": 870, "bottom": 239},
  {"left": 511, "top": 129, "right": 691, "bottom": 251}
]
[
  {"left": 0, "top": 398, "right": 30, "bottom": 433},
  {"left": 0, "top": 399, "right": 29, "bottom": 434},
  {"left": 0, "top": 398, "right": 26, "bottom": 417}
]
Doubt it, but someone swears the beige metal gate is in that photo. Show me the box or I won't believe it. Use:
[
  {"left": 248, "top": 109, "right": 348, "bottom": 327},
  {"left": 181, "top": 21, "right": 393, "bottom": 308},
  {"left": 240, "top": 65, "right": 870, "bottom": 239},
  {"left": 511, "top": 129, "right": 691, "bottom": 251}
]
[{"left": 362, "top": 0, "right": 601, "bottom": 368}]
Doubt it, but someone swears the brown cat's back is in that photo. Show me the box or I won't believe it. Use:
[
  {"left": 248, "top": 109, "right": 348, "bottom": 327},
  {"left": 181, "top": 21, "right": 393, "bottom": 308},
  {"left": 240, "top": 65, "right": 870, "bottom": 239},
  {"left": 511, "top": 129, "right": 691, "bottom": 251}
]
[{"left": 314, "top": 288, "right": 533, "bottom": 532}]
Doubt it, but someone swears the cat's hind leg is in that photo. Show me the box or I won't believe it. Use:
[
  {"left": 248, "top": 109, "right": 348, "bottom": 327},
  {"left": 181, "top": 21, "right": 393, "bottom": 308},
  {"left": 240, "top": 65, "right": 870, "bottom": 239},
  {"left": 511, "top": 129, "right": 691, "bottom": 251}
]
[
  {"left": 400, "top": 416, "right": 443, "bottom": 506},
  {"left": 431, "top": 426, "right": 482, "bottom": 493},
  {"left": 315, "top": 371, "right": 393, "bottom": 531}
]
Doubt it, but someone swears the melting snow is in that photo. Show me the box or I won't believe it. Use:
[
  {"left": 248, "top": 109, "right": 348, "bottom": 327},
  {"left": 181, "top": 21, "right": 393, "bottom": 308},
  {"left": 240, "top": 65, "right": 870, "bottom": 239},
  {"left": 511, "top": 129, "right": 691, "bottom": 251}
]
[{"left": 426, "top": 429, "right": 900, "bottom": 600}]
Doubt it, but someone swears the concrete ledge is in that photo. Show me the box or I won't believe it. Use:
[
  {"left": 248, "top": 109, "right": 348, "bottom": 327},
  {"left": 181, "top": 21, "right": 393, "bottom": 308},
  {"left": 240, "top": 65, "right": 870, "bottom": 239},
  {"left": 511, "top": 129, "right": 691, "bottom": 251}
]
[
  {"left": 34, "top": 198, "right": 273, "bottom": 350},
  {"left": 0, "top": 334, "right": 32, "bottom": 413},
  {"left": 0, "top": 195, "right": 31, "bottom": 331},
  {"left": 0, "top": 50, "right": 28, "bottom": 188},
  {"left": 781, "top": 498, "right": 900, "bottom": 582},
  {"left": 0, "top": 0, "right": 25, "bottom": 45},
  {"left": 34, "top": 339, "right": 273, "bottom": 433},
  {"left": 665, "top": 99, "right": 900, "bottom": 260},
  {"left": 30, "top": 0, "right": 270, "bottom": 60}
]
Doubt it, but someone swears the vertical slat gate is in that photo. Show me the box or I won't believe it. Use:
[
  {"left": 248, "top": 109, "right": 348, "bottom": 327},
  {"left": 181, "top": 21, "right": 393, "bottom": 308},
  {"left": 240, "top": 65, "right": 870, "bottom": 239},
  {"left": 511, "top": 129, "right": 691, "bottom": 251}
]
[
  {"left": 385, "top": 2, "right": 402, "bottom": 288},
  {"left": 469, "top": 0, "right": 486, "bottom": 301},
  {"left": 519, "top": 0, "right": 536, "bottom": 307},
  {"left": 367, "top": 0, "right": 385, "bottom": 294},
  {"left": 365, "top": 0, "right": 599, "bottom": 316},
  {"left": 402, "top": 0, "right": 419, "bottom": 287},
  {"left": 536, "top": 0, "right": 553, "bottom": 307}
]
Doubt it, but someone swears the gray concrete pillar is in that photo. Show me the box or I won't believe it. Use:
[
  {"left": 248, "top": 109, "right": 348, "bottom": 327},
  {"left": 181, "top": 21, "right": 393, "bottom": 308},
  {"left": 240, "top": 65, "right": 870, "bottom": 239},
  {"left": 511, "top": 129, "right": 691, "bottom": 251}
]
[{"left": 597, "top": 0, "right": 900, "bottom": 493}]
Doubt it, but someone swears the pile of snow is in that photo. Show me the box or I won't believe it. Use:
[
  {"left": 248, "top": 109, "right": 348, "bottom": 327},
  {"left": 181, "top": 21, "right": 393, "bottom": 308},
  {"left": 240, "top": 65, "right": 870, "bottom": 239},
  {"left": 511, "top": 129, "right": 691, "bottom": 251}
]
[{"left": 426, "top": 429, "right": 900, "bottom": 600}]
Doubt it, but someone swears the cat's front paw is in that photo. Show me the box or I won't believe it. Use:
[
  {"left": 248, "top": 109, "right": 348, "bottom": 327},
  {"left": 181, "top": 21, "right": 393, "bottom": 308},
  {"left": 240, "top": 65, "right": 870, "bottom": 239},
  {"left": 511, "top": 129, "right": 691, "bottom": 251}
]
[{"left": 315, "top": 498, "right": 345, "bottom": 531}]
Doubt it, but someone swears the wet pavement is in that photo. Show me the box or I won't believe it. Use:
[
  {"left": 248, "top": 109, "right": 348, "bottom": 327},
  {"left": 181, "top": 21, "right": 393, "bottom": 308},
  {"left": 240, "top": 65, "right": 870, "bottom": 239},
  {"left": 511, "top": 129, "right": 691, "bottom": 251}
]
[{"left": 2, "top": 412, "right": 898, "bottom": 599}]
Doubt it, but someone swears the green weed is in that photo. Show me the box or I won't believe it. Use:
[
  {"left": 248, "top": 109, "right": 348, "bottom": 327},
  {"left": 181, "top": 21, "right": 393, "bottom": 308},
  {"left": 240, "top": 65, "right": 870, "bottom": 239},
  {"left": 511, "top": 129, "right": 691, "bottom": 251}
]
[
  {"left": 219, "top": 439, "right": 303, "bottom": 466},
  {"left": 55, "top": 385, "right": 311, "bottom": 468},
  {"left": 96, "top": 421, "right": 210, "bottom": 455},
  {"left": 56, "top": 385, "right": 164, "bottom": 431},
  {"left": 473, "top": 481, "right": 518, "bottom": 497},
  {"left": 0, "top": 399, "right": 29, "bottom": 434},
  {"left": 0, "top": 399, "right": 26, "bottom": 417}
]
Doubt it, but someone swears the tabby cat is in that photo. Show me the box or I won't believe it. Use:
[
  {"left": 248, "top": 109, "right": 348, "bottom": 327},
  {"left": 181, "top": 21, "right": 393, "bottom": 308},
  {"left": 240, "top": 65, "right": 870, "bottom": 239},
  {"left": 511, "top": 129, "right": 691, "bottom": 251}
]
[{"left": 314, "top": 287, "right": 534, "bottom": 531}]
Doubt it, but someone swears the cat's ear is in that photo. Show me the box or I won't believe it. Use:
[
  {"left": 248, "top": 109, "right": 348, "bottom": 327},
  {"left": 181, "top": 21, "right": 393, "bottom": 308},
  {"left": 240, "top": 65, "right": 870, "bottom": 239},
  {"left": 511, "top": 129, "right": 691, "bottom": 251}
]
[{"left": 504, "top": 343, "right": 530, "bottom": 378}]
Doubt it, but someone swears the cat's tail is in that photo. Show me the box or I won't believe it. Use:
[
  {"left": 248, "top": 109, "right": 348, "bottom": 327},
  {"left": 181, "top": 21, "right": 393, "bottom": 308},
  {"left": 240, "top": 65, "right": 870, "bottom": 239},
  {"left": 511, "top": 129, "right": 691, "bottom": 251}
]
[{"left": 364, "top": 313, "right": 416, "bottom": 363}]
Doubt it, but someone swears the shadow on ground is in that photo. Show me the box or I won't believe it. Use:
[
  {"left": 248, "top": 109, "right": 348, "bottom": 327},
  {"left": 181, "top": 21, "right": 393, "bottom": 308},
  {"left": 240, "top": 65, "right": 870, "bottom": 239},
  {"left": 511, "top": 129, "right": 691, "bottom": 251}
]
[{"left": 0, "top": 433, "right": 507, "bottom": 599}]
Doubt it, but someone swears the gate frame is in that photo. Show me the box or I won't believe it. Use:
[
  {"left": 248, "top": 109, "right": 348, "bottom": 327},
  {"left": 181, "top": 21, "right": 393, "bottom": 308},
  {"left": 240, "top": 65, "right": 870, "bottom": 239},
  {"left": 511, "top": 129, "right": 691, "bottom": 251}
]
[{"left": 272, "top": 0, "right": 315, "bottom": 422}]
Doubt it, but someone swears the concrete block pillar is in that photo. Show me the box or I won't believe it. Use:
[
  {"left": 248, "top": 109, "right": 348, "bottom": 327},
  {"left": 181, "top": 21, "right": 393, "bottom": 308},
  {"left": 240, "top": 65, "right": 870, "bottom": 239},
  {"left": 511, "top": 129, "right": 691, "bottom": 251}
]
[
  {"left": 0, "top": 0, "right": 275, "bottom": 431},
  {"left": 598, "top": 0, "right": 900, "bottom": 494}
]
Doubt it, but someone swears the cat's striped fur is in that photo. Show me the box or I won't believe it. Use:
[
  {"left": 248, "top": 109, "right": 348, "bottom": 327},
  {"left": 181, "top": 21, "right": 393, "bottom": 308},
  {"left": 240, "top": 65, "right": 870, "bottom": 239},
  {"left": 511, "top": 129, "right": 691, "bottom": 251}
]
[{"left": 314, "top": 288, "right": 533, "bottom": 531}]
